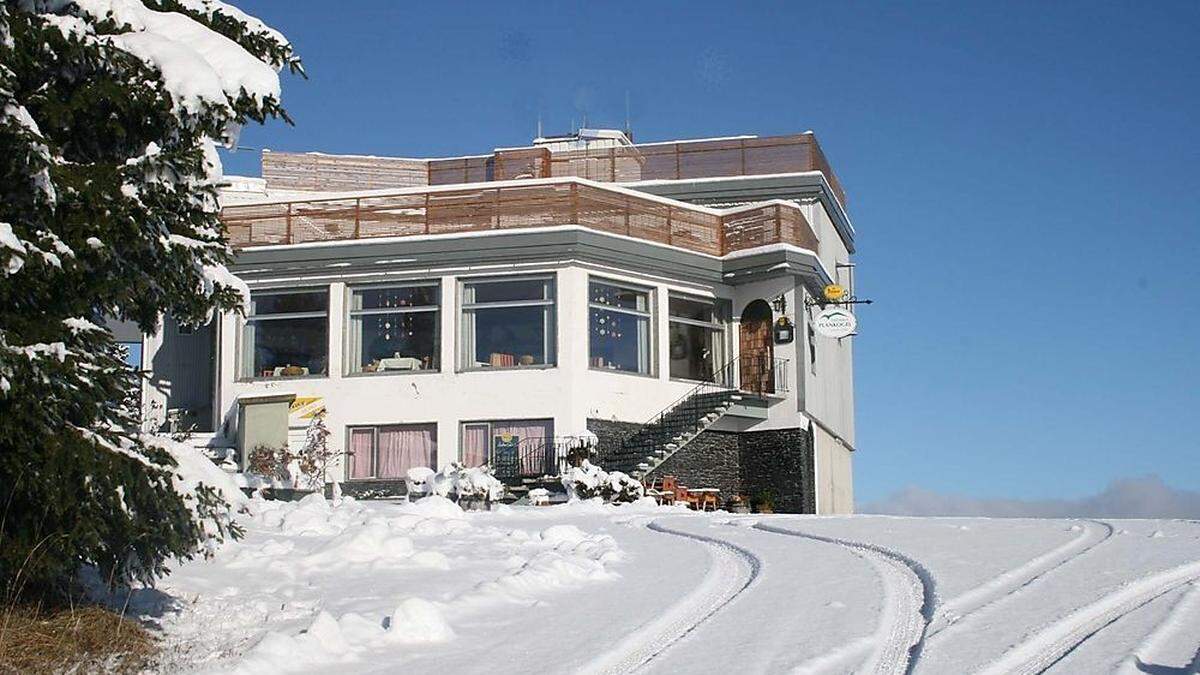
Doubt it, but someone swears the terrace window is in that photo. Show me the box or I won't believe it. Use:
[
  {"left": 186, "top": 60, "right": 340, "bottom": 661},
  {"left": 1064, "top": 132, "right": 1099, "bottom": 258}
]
[
  {"left": 668, "top": 294, "right": 728, "bottom": 381},
  {"left": 589, "top": 280, "right": 652, "bottom": 375},
  {"left": 240, "top": 289, "right": 329, "bottom": 378},
  {"left": 460, "top": 277, "right": 555, "bottom": 369},
  {"left": 347, "top": 423, "right": 437, "bottom": 480},
  {"left": 348, "top": 283, "right": 439, "bottom": 374}
]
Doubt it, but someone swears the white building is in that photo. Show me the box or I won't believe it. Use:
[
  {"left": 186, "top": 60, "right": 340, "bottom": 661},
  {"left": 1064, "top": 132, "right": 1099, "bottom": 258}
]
[{"left": 136, "top": 130, "right": 858, "bottom": 514}]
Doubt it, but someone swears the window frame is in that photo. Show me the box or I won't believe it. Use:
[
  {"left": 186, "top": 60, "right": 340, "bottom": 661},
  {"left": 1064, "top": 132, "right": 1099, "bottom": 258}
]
[
  {"left": 587, "top": 277, "right": 656, "bottom": 377},
  {"left": 667, "top": 292, "right": 730, "bottom": 383},
  {"left": 457, "top": 274, "right": 558, "bottom": 372},
  {"left": 457, "top": 418, "right": 555, "bottom": 466},
  {"left": 344, "top": 422, "right": 438, "bottom": 481},
  {"left": 238, "top": 286, "right": 330, "bottom": 381},
  {"left": 344, "top": 281, "right": 442, "bottom": 377}
]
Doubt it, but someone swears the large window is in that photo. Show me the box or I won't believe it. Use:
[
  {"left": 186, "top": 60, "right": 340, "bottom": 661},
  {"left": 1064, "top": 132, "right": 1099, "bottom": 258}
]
[
  {"left": 668, "top": 294, "right": 728, "bottom": 381},
  {"left": 348, "top": 283, "right": 439, "bottom": 374},
  {"left": 460, "top": 277, "right": 555, "bottom": 369},
  {"left": 241, "top": 289, "right": 329, "bottom": 378},
  {"left": 347, "top": 423, "right": 437, "bottom": 480},
  {"left": 589, "top": 279, "right": 652, "bottom": 375}
]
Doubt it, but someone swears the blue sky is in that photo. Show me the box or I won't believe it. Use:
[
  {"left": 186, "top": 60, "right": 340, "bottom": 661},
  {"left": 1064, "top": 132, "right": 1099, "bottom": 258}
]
[{"left": 223, "top": 1, "right": 1200, "bottom": 505}]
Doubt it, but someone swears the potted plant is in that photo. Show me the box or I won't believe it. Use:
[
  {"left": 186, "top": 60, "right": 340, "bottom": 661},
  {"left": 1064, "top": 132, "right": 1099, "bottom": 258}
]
[
  {"left": 751, "top": 489, "right": 776, "bottom": 514},
  {"left": 728, "top": 494, "right": 751, "bottom": 514}
]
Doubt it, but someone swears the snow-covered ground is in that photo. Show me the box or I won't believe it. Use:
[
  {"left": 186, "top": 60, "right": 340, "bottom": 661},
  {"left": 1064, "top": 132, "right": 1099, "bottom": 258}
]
[{"left": 134, "top": 495, "right": 1200, "bottom": 674}]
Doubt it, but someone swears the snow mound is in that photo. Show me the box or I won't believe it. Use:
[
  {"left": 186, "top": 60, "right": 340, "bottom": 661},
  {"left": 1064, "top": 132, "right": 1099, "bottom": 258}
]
[
  {"left": 388, "top": 598, "right": 455, "bottom": 644},
  {"left": 396, "top": 495, "right": 467, "bottom": 520}
]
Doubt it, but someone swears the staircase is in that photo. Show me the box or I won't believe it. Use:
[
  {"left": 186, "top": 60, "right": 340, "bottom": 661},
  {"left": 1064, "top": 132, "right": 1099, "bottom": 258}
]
[{"left": 602, "top": 358, "right": 745, "bottom": 479}]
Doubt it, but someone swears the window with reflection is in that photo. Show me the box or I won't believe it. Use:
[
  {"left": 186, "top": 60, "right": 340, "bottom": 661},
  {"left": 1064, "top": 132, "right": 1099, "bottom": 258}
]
[
  {"left": 348, "top": 284, "right": 439, "bottom": 374},
  {"left": 240, "top": 289, "right": 328, "bottom": 378},
  {"left": 460, "top": 277, "right": 555, "bottom": 369},
  {"left": 668, "top": 294, "right": 728, "bottom": 381},
  {"left": 589, "top": 280, "right": 652, "bottom": 375}
]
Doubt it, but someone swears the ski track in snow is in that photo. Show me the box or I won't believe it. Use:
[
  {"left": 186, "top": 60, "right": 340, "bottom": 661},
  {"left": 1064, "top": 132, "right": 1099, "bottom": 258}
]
[
  {"left": 926, "top": 519, "right": 1115, "bottom": 638},
  {"left": 578, "top": 517, "right": 761, "bottom": 675},
  {"left": 1114, "top": 582, "right": 1200, "bottom": 675},
  {"left": 753, "top": 522, "right": 932, "bottom": 675},
  {"left": 977, "top": 559, "right": 1200, "bottom": 675}
]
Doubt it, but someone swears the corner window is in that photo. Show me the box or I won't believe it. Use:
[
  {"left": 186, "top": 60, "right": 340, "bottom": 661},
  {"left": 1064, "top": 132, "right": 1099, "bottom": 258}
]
[
  {"left": 589, "top": 280, "right": 652, "bottom": 375},
  {"left": 460, "top": 277, "right": 555, "bottom": 369},
  {"left": 668, "top": 294, "right": 728, "bottom": 381},
  {"left": 240, "top": 289, "right": 329, "bottom": 378},
  {"left": 347, "top": 423, "right": 436, "bottom": 480},
  {"left": 348, "top": 284, "right": 439, "bottom": 374}
]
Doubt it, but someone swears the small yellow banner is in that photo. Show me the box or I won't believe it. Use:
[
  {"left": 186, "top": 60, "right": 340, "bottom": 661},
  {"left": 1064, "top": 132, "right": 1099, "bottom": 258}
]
[
  {"left": 823, "top": 284, "right": 847, "bottom": 302},
  {"left": 289, "top": 396, "right": 325, "bottom": 419}
]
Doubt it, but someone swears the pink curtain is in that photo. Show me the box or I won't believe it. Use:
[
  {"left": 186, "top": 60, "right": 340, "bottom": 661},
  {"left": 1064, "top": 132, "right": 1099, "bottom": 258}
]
[
  {"left": 462, "top": 424, "right": 489, "bottom": 467},
  {"left": 376, "top": 424, "right": 436, "bottom": 478},
  {"left": 348, "top": 428, "right": 375, "bottom": 479},
  {"left": 492, "top": 419, "right": 553, "bottom": 474}
]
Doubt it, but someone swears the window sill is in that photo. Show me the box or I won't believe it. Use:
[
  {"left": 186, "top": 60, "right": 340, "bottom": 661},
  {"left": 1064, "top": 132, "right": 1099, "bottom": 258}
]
[
  {"left": 589, "top": 367, "right": 657, "bottom": 380},
  {"left": 457, "top": 364, "right": 557, "bottom": 373},
  {"left": 344, "top": 369, "right": 441, "bottom": 379},
  {"left": 237, "top": 374, "right": 329, "bottom": 383}
]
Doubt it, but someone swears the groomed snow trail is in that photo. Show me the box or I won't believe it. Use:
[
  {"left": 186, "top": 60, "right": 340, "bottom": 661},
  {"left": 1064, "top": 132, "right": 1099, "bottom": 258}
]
[
  {"left": 754, "top": 522, "right": 931, "bottom": 675},
  {"left": 578, "top": 517, "right": 761, "bottom": 675},
  {"left": 926, "top": 519, "right": 1114, "bottom": 637},
  {"left": 978, "top": 559, "right": 1200, "bottom": 675},
  {"left": 1115, "top": 582, "right": 1200, "bottom": 675}
]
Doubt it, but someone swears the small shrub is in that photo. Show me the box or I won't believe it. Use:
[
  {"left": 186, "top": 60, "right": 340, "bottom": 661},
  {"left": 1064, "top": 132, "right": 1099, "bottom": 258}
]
[
  {"left": 246, "top": 444, "right": 291, "bottom": 483},
  {"left": 560, "top": 460, "right": 644, "bottom": 503}
]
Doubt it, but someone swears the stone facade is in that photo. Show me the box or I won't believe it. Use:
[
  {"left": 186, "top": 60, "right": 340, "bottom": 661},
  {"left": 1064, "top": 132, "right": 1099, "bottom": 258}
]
[{"left": 587, "top": 418, "right": 815, "bottom": 513}]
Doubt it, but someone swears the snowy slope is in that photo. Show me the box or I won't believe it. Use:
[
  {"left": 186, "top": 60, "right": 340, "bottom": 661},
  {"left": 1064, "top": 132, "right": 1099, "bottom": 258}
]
[{"left": 135, "top": 498, "right": 1200, "bottom": 674}]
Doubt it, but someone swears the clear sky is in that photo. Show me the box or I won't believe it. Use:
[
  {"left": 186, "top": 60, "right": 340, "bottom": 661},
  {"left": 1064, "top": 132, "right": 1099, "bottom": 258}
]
[{"left": 223, "top": 1, "right": 1200, "bottom": 505}]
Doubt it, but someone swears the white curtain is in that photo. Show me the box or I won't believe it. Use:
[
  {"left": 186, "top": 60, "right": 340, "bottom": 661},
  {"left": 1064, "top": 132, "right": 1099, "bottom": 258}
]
[
  {"left": 348, "top": 428, "right": 375, "bottom": 479},
  {"left": 377, "top": 424, "right": 436, "bottom": 478},
  {"left": 461, "top": 424, "right": 489, "bottom": 467}
]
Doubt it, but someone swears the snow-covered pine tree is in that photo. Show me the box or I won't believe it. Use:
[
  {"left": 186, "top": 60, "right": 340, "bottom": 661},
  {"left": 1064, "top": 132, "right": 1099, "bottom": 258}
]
[{"left": 0, "top": 0, "right": 301, "bottom": 597}]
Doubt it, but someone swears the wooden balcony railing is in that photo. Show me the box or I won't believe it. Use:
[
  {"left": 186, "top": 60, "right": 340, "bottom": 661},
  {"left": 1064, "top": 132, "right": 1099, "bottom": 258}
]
[{"left": 220, "top": 179, "right": 819, "bottom": 257}]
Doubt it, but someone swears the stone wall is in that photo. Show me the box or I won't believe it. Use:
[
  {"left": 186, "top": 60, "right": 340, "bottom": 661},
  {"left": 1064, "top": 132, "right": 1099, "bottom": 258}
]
[
  {"left": 739, "top": 428, "right": 815, "bottom": 514},
  {"left": 587, "top": 419, "right": 815, "bottom": 513}
]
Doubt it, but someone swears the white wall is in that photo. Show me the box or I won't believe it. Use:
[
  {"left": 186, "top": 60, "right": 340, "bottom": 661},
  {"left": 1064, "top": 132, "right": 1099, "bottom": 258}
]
[{"left": 208, "top": 261, "right": 818, "bottom": 481}]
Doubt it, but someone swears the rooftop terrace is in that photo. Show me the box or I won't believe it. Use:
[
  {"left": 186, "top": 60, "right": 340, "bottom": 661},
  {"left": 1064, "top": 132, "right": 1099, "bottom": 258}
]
[
  {"left": 260, "top": 132, "right": 847, "bottom": 208},
  {"left": 220, "top": 178, "right": 819, "bottom": 258}
]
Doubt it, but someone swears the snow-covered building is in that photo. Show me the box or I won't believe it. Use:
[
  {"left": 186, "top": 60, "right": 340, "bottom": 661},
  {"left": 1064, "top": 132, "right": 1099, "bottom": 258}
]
[{"left": 138, "top": 130, "right": 858, "bottom": 514}]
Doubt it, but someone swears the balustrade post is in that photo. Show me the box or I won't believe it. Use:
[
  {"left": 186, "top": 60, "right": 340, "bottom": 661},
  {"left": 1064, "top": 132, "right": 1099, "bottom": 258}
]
[
  {"left": 286, "top": 203, "right": 292, "bottom": 244},
  {"left": 666, "top": 206, "right": 673, "bottom": 247},
  {"left": 424, "top": 193, "right": 430, "bottom": 234},
  {"left": 353, "top": 198, "right": 361, "bottom": 238}
]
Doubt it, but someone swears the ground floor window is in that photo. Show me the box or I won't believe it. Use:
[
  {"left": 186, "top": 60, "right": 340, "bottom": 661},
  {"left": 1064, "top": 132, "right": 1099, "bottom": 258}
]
[
  {"left": 668, "top": 294, "right": 728, "bottom": 381},
  {"left": 459, "top": 419, "right": 553, "bottom": 478},
  {"left": 589, "top": 279, "right": 653, "bottom": 375},
  {"left": 346, "top": 423, "right": 437, "bottom": 480}
]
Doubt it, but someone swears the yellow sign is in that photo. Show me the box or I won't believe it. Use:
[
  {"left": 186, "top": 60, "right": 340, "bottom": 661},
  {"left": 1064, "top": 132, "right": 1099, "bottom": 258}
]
[
  {"left": 289, "top": 396, "right": 325, "bottom": 419},
  {"left": 823, "top": 284, "right": 847, "bottom": 302}
]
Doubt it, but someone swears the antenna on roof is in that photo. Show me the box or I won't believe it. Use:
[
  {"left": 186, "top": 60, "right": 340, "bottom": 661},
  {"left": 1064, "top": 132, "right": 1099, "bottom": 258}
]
[
  {"left": 624, "top": 90, "right": 633, "bottom": 141},
  {"left": 536, "top": 113, "right": 543, "bottom": 140},
  {"left": 581, "top": 111, "right": 588, "bottom": 129}
]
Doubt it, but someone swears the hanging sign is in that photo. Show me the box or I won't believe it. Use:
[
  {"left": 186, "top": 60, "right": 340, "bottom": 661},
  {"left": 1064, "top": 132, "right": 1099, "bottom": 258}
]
[
  {"left": 823, "top": 284, "right": 847, "bottom": 302},
  {"left": 813, "top": 307, "right": 857, "bottom": 339}
]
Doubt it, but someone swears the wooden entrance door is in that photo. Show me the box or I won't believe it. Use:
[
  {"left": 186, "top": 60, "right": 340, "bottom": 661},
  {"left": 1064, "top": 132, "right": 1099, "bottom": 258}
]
[{"left": 739, "top": 300, "right": 774, "bottom": 394}]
